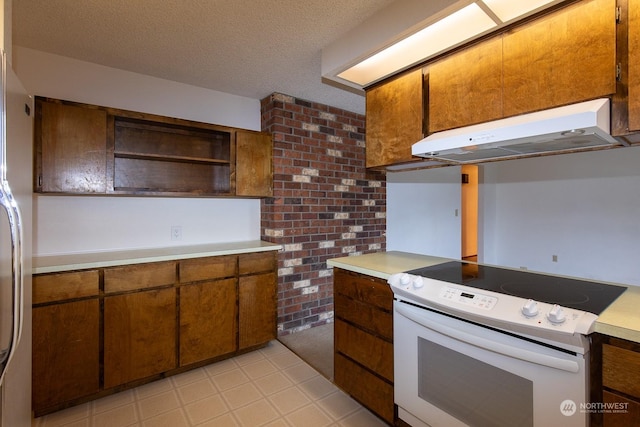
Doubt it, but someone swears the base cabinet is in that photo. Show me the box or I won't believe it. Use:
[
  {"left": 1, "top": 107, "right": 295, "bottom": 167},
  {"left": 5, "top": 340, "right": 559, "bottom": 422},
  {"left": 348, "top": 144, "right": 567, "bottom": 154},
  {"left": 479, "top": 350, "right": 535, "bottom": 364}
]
[
  {"left": 32, "top": 250, "right": 278, "bottom": 416},
  {"left": 333, "top": 268, "right": 394, "bottom": 425},
  {"left": 592, "top": 334, "right": 640, "bottom": 426}
]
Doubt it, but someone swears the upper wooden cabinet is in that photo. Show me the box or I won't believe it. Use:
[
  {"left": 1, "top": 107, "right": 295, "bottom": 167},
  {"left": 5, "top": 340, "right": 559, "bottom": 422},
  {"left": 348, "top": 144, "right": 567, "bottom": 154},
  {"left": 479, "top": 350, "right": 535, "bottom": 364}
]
[
  {"left": 34, "top": 97, "right": 272, "bottom": 197},
  {"left": 429, "top": 36, "right": 504, "bottom": 133},
  {"left": 629, "top": 0, "right": 640, "bottom": 131},
  {"left": 502, "top": 0, "right": 617, "bottom": 117},
  {"left": 365, "top": 69, "right": 425, "bottom": 168},
  {"left": 35, "top": 99, "right": 108, "bottom": 193}
]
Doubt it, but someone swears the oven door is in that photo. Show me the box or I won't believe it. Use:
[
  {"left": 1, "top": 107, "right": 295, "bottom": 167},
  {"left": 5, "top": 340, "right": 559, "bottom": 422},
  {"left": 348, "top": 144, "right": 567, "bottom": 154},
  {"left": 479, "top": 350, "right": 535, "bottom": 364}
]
[{"left": 394, "top": 300, "right": 588, "bottom": 427}]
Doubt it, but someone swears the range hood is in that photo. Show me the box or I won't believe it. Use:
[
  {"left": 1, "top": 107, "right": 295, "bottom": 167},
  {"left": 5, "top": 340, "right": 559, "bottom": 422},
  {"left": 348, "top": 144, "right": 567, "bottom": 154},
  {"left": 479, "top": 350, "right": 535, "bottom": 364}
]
[{"left": 412, "top": 98, "right": 620, "bottom": 164}]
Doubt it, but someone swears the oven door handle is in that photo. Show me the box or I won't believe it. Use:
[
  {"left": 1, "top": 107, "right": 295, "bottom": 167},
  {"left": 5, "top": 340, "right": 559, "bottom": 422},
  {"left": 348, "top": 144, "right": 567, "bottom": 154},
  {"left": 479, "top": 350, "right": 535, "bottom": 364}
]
[{"left": 395, "top": 303, "right": 580, "bottom": 373}]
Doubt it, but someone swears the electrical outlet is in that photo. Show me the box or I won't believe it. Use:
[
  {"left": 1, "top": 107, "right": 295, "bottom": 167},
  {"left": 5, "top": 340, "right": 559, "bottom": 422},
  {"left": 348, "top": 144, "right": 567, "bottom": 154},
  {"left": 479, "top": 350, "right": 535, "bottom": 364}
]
[
  {"left": 552, "top": 255, "right": 558, "bottom": 262},
  {"left": 171, "top": 226, "right": 182, "bottom": 241}
]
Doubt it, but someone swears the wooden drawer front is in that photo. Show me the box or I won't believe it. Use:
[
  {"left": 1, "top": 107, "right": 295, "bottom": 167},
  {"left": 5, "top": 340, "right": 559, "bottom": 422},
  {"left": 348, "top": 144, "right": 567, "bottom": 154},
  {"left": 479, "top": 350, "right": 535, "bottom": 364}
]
[
  {"left": 180, "top": 256, "right": 236, "bottom": 283},
  {"left": 603, "top": 343, "right": 640, "bottom": 398},
  {"left": 180, "top": 279, "right": 237, "bottom": 366},
  {"left": 104, "top": 288, "right": 177, "bottom": 388},
  {"left": 33, "top": 270, "right": 99, "bottom": 304},
  {"left": 239, "top": 272, "right": 277, "bottom": 349},
  {"left": 239, "top": 251, "right": 276, "bottom": 275},
  {"left": 335, "top": 352, "right": 394, "bottom": 424},
  {"left": 334, "top": 293, "right": 392, "bottom": 340},
  {"left": 334, "top": 268, "right": 393, "bottom": 312},
  {"left": 603, "top": 390, "right": 640, "bottom": 427},
  {"left": 104, "top": 261, "right": 176, "bottom": 293},
  {"left": 335, "top": 319, "right": 393, "bottom": 381},
  {"left": 32, "top": 299, "right": 100, "bottom": 414}
]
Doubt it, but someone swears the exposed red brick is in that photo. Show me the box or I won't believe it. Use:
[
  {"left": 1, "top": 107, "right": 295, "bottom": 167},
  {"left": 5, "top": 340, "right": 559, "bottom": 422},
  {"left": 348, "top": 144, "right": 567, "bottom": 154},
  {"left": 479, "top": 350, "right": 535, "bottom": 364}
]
[{"left": 261, "top": 93, "right": 386, "bottom": 335}]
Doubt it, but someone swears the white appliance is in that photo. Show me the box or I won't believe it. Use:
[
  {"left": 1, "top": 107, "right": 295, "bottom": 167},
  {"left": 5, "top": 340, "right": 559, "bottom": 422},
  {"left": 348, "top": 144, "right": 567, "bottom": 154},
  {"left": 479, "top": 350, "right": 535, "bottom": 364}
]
[
  {"left": 412, "top": 98, "right": 621, "bottom": 164},
  {"left": 388, "top": 261, "right": 626, "bottom": 427},
  {"left": 0, "top": 48, "right": 33, "bottom": 427}
]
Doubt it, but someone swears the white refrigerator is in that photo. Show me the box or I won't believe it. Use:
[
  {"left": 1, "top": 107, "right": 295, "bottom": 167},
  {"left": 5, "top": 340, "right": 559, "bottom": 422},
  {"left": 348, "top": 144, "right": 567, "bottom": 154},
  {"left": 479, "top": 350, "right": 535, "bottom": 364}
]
[{"left": 0, "top": 48, "right": 33, "bottom": 427}]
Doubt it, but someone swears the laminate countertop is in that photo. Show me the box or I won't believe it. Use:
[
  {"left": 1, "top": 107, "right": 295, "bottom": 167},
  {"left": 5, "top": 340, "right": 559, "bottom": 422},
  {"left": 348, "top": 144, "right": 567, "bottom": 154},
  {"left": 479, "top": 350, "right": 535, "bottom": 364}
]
[
  {"left": 33, "top": 240, "right": 282, "bottom": 274},
  {"left": 328, "top": 251, "right": 640, "bottom": 344}
]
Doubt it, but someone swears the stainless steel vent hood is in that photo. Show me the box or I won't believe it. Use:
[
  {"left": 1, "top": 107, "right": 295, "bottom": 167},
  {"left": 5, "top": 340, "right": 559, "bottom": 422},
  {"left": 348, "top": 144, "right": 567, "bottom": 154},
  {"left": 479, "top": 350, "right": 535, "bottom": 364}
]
[{"left": 412, "top": 98, "right": 620, "bottom": 164}]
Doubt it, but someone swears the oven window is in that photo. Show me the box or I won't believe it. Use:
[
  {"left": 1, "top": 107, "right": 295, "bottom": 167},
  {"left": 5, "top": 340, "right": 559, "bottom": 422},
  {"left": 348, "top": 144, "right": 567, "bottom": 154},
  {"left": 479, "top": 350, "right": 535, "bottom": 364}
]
[{"left": 418, "top": 338, "right": 533, "bottom": 427}]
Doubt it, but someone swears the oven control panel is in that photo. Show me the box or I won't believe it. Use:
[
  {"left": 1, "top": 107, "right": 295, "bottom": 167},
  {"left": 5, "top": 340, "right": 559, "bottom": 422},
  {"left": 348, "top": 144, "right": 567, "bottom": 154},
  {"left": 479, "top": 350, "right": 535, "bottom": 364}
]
[
  {"left": 388, "top": 272, "right": 599, "bottom": 340},
  {"left": 439, "top": 286, "right": 497, "bottom": 310}
]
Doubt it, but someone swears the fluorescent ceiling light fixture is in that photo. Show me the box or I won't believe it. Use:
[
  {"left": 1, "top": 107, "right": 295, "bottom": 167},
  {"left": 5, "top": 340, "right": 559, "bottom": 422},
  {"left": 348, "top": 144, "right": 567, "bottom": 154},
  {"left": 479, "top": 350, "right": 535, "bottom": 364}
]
[{"left": 337, "top": 0, "right": 559, "bottom": 87}]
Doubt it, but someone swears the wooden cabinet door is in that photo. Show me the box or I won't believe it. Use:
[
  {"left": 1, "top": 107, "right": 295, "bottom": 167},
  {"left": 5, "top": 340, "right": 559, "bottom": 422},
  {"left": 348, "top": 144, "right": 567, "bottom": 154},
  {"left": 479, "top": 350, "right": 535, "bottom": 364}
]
[
  {"left": 629, "top": 0, "right": 640, "bottom": 131},
  {"left": 239, "top": 272, "right": 277, "bottom": 349},
  {"left": 235, "top": 131, "right": 273, "bottom": 197},
  {"left": 503, "top": 0, "right": 617, "bottom": 117},
  {"left": 179, "top": 279, "right": 237, "bottom": 366},
  {"left": 35, "top": 98, "right": 108, "bottom": 193},
  {"left": 365, "top": 69, "right": 424, "bottom": 168},
  {"left": 104, "top": 288, "right": 176, "bottom": 388},
  {"left": 32, "top": 299, "right": 100, "bottom": 415},
  {"left": 429, "top": 36, "right": 503, "bottom": 133}
]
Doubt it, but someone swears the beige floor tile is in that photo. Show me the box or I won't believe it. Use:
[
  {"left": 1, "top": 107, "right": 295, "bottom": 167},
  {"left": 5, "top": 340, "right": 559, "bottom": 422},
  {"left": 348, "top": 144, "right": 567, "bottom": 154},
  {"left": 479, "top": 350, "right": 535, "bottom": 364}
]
[
  {"left": 240, "top": 358, "right": 279, "bottom": 380},
  {"left": 316, "top": 391, "right": 360, "bottom": 420},
  {"left": 176, "top": 378, "right": 217, "bottom": 404},
  {"left": 37, "top": 403, "right": 90, "bottom": 427},
  {"left": 92, "top": 390, "right": 135, "bottom": 415},
  {"left": 286, "top": 404, "right": 333, "bottom": 427},
  {"left": 196, "top": 412, "right": 240, "bottom": 427},
  {"left": 282, "top": 362, "right": 320, "bottom": 384},
  {"left": 259, "top": 340, "right": 288, "bottom": 357},
  {"left": 262, "top": 419, "right": 291, "bottom": 427},
  {"left": 233, "top": 349, "right": 266, "bottom": 366},
  {"left": 268, "top": 386, "right": 311, "bottom": 415},
  {"left": 91, "top": 403, "right": 138, "bottom": 427},
  {"left": 133, "top": 377, "right": 175, "bottom": 400},
  {"left": 137, "top": 390, "right": 181, "bottom": 420},
  {"left": 203, "top": 357, "right": 239, "bottom": 377},
  {"left": 141, "top": 408, "right": 190, "bottom": 427},
  {"left": 184, "top": 393, "right": 229, "bottom": 425},
  {"left": 221, "top": 382, "right": 263, "bottom": 409},
  {"left": 336, "top": 408, "right": 388, "bottom": 427},
  {"left": 232, "top": 399, "right": 280, "bottom": 426},
  {"left": 253, "top": 371, "right": 294, "bottom": 396},
  {"left": 170, "top": 367, "right": 208, "bottom": 387},
  {"left": 210, "top": 367, "right": 250, "bottom": 391},
  {"left": 298, "top": 375, "right": 337, "bottom": 400},
  {"left": 268, "top": 350, "right": 304, "bottom": 370}
]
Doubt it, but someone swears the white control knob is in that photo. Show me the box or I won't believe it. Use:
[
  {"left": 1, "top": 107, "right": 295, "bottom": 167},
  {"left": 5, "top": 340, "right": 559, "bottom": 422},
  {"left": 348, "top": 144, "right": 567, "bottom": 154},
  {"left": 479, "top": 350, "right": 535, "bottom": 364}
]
[
  {"left": 399, "top": 273, "right": 412, "bottom": 287},
  {"left": 412, "top": 276, "right": 424, "bottom": 289},
  {"left": 521, "top": 299, "right": 539, "bottom": 317},
  {"left": 547, "top": 304, "right": 566, "bottom": 324}
]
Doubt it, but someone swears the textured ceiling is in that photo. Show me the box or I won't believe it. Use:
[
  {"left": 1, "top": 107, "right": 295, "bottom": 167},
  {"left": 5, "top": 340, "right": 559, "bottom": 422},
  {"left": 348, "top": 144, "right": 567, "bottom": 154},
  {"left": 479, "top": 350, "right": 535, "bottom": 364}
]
[{"left": 12, "top": 0, "right": 396, "bottom": 115}]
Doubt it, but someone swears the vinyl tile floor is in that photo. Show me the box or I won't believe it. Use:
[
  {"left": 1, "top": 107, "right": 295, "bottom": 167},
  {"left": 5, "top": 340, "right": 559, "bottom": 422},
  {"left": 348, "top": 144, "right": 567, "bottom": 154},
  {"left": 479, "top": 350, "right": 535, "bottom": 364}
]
[{"left": 32, "top": 340, "right": 387, "bottom": 427}]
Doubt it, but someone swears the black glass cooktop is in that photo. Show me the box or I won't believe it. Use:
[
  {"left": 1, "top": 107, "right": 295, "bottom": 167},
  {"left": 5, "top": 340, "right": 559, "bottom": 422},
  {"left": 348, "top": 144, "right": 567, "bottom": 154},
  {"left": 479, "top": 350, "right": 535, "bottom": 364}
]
[{"left": 405, "top": 261, "right": 627, "bottom": 315}]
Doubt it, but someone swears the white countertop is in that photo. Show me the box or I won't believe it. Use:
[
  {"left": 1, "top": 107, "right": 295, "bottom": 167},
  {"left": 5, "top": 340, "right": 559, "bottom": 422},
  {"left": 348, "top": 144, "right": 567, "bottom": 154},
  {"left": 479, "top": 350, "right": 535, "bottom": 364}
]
[
  {"left": 33, "top": 240, "right": 282, "bottom": 274},
  {"left": 328, "top": 251, "right": 640, "bottom": 344}
]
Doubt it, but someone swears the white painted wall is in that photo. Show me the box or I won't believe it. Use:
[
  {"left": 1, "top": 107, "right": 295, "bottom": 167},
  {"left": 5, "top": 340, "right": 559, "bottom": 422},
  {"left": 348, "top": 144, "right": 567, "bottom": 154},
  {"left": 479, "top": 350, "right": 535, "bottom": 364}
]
[
  {"left": 14, "top": 47, "right": 264, "bottom": 256},
  {"left": 386, "top": 146, "right": 640, "bottom": 287},
  {"left": 386, "top": 166, "right": 462, "bottom": 259},
  {"left": 481, "top": 146, "right": 640, "bottom": 286}
]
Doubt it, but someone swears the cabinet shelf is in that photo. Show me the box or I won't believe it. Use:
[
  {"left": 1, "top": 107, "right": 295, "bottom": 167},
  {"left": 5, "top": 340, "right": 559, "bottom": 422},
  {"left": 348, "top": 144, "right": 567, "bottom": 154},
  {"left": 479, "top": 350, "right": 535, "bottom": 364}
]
[{"left": 113, "top": 151, "right": 231, "bottom": 165}]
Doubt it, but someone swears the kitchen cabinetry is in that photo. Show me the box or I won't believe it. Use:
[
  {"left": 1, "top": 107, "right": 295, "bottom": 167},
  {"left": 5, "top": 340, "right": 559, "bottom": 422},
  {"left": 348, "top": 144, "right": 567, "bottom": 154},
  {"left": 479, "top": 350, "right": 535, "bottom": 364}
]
[
  {"left": 34, "top": 97, "right": 272, "bottom": 197},
  {"left": 179, "top": 256, "right": 237, "bottom": 366},
  {"left": 365, "top": 69, "right": 425, "bottom": 168},
  {"left": 32, "top": 270, "right": 100, "bottom": 414},
  {"left": 429, "top": 37, "right": 503, "bottom": 133},
  {"left": 629, "top": 0, "right": 640, "bottom": 131},
  {"left": 32, "top": 249, "right": 278, "bottom": 416},
  {"left": 592, "top": 334, "right": 640, "bottom": 426},
  {"left": 502, "top": 0, "right": 616, "bottom": 117},
  {"left": 333, "top": 268, "right": 394, "bottom": 424}
]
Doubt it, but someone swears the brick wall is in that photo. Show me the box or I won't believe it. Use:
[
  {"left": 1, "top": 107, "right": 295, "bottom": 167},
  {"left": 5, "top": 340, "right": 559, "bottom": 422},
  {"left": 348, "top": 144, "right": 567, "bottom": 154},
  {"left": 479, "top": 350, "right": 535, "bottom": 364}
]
[{"left": 260, "top": 93, "right": 386, "bottom": 335}]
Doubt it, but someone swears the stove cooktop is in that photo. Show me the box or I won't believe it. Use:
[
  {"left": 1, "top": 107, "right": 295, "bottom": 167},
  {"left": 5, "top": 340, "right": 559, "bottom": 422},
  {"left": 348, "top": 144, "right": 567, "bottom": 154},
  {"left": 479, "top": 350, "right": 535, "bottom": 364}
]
[{"left": 405, "top": 261, "right": 626, "bottom": 316}]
